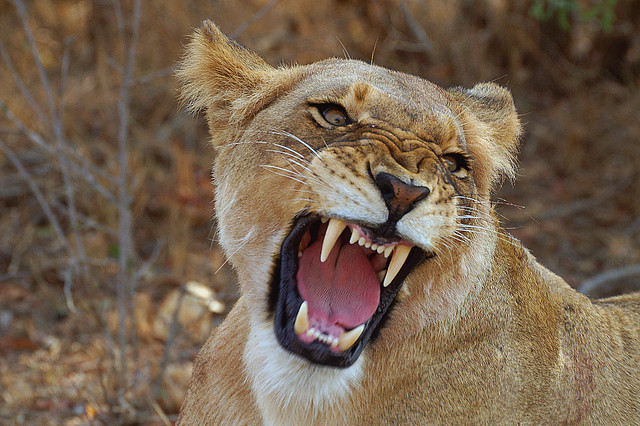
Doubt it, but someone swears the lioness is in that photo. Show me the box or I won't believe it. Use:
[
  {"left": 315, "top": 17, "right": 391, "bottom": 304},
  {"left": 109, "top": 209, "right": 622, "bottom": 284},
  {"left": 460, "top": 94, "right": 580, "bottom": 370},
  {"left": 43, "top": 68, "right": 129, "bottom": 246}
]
[{"left": 176, "top": 21, "right": 640, "bottom": 424}]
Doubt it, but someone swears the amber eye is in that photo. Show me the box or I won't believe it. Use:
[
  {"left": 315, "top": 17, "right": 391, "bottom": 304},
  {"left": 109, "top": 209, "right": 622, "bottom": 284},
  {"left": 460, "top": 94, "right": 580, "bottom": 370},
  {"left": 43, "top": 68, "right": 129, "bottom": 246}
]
[
  {"left": 443, "top": 155, "right": 459, "bottom": 172},
  {"left": 320, "top": 105, "right": 349, "bottom": 126},
  {"left": 443, "top": 153, "right": 469, "bottom": 176}
]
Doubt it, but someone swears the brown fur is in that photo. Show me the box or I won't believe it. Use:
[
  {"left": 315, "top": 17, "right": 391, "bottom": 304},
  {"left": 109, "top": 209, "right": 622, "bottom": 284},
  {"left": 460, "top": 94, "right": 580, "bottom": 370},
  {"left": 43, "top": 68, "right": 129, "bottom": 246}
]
[{"left": 176, "top": 21, "right": 640, "bottom": 424}]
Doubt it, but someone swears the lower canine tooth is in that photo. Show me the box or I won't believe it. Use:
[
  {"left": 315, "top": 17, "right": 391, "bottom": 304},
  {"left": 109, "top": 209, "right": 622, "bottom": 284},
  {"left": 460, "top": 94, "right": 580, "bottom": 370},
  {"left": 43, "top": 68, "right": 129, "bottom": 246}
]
[
  {"left": 349, "top": 228, "right": 360, "bottom": 244},
  {"left": 321, "top": 218, "right": 347, "bottom": 262},
  {"left": 294, "top": 301, "right": 309, "bottom": 335},
  {"left": 338, "top": 324, "right": 365, "bottom": 352},
  {"left": 383, "top": 245, "right": 412, "bottom": 287},
  {"left": 377, "top": 269, "right": 387, "bottom": 282}
]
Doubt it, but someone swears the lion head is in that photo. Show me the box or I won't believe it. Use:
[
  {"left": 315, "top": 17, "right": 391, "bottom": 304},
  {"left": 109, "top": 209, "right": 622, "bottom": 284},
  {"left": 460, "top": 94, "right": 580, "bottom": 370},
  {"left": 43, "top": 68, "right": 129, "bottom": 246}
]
[{"left": 177, "top": 21, "right": 521, "bottom": 369}]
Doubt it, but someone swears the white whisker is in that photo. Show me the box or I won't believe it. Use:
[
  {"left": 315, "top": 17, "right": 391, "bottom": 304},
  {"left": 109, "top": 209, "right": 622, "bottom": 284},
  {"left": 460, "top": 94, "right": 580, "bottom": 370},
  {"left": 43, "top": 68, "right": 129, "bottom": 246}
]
[{"left": 260, "top": 165, "right": 308, "bottom": 185}]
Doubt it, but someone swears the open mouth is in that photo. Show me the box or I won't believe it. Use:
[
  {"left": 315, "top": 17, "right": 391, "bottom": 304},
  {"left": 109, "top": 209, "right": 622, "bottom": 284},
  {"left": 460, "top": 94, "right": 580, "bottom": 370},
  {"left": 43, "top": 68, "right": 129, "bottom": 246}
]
[{"left": 272, "top": 215, "right": 429, "bottom": 368}]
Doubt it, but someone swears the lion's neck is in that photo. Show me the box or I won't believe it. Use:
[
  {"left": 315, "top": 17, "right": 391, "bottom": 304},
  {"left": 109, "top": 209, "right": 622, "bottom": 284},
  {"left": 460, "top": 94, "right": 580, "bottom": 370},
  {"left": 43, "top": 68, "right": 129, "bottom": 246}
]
[{"left": 243, "top": 321, "right": 362, "bottom": 425}]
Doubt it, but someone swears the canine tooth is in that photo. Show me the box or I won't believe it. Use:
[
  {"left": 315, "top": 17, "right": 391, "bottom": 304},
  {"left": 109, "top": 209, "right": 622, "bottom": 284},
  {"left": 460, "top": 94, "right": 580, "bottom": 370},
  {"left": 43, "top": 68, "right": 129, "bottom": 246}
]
[
  {"left": 358, "top": 237, "right": 366, "bottom": 246},
  {"left": 384, "top": 246, "right": 394, "bottom": 258},
  {"left": 294, "top": 302, "right": 309, "bottom": 336},
  {"left": 377, "top": 269, "right": 387, "bottom": 282},
  {"left": 338, "top": 324, "right": 365, "bottom": 352},
  {"left": 321, "top": 218, "right": 347, "bottom": 262},
  {"left": 349, "top": 228, "right": 360, "bottom": 244},
  {"left": 371, "top": 243, "right": 378, "bottom": 251},
  {"left": 298, "top": 250, "right": 302, "bottom": 258},
  {"left": 377, "top": 245, "right": 385, "bottom": 254},
  {"left": 383, "top": 245, "right": 412, "bottom": 287}
]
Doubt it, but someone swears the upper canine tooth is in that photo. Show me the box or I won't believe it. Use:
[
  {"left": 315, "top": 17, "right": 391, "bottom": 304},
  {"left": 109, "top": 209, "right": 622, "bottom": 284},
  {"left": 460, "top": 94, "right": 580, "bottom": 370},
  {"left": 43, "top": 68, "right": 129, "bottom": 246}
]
[
  {"left": 294, "top": 301, "right": 309, "bottom": 336},
  {"left": 383, "top": 245, "right": 412, "bottom": 287},
  {"left": 337, "top": 324, "right": 365, "bottom": 352},
  {"left": 321, "top": 218, "right": 347, "bottom": 262},
  {"left": 349, "top": 228, "right": 360, "bottom": 244},
  {"left": 383, "top": 246, "right": 394, "bottom": 258}
]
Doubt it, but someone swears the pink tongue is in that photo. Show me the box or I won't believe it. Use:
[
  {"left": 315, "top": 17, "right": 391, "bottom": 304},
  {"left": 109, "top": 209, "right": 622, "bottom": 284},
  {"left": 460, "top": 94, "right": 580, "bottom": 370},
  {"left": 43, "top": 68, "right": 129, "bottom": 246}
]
[{"left": 296, "top": 239, "right": 380, "bottom": 329}]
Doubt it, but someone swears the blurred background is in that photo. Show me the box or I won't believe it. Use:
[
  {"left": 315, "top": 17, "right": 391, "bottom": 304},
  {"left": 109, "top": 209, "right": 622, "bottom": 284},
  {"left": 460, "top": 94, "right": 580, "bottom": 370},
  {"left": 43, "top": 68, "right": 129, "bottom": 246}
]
[{"left": 0, "top": 0, "right": 639, "bottom": 423}]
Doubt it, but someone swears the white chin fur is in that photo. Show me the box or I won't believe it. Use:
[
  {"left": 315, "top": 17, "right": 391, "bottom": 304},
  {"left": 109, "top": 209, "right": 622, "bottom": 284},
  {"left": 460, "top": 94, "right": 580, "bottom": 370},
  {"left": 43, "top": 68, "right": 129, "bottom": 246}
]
[{"left": 244, "top": 321, "right": 363, "bottom": 425}]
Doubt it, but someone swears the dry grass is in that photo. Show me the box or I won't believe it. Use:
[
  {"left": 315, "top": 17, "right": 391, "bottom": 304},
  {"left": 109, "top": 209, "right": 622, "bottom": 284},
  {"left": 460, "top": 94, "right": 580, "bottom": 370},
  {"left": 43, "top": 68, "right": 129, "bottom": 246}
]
[{"left": 1, "top": 0, "right": 639, "bottom": 423}]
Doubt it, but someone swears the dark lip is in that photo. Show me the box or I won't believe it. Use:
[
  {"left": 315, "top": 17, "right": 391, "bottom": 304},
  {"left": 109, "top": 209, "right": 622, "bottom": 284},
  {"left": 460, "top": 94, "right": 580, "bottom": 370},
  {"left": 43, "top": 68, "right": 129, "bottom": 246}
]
[{"left": 271, "top": 214, "right": 430, "bottom": 368}]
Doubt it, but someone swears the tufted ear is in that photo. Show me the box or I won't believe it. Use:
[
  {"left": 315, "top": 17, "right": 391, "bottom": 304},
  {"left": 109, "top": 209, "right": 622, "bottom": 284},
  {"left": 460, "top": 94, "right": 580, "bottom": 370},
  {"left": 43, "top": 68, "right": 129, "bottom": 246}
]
[
  {"left": 176, "top": 21, "right": 301, "bottom": 144},
  {"left": 448, "top": 83, "right": 522, "bottom": 193}
]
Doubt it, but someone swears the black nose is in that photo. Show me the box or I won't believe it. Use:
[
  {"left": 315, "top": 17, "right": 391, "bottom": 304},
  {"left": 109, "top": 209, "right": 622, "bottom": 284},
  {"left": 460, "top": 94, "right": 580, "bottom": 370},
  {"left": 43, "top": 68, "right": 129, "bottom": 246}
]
[{"left": 374, "top": 172, "right": 430, "bottom": 221}]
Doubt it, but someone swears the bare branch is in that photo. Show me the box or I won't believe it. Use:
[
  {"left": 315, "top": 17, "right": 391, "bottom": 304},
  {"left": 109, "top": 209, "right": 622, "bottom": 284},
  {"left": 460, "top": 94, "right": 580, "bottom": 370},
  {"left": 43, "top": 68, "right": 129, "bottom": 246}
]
[
  {"left": 53, "top": 200, "right": 118, "bottom": 237},
  {"left": 231, "top": 0, "right": 282, "bottom": 39},
  {"left": 151, "top": 286, "right": 186, "bottom": 401},
  {"left": 579, "top": 264, "right": 640, "bottom": 296},
  {"left": 11, "top": 0, "right": 59, "bottom": 123},
  {"left": 1, "top": 99, "right": 118, "bottom": 203},
  {"left": 134, "top": 240, "right": 164, "bottom": 281},
  {"left": 113, "top": 0, "right": 142, "bottom": 403},
  {"left": 399, "top": 1, "right": 434, "bottom": 57},
  {"left": 57, "top": 36, "right": 74, "bottom": 125},
  {"left": 0, "top": 138, "right": 69, "bottom": 249},
  {"left": 0, "top": 39, "right": 50, "bottom": 128},
  {"left": 135, "top": 66, "right": 174, "bottom": 85}
]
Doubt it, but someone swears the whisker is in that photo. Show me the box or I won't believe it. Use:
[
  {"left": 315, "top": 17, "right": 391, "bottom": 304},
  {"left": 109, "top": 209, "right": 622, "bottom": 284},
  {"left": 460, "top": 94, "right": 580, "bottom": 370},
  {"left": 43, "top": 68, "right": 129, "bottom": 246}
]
[
  {"left": 271, "top": 142, "right": 307, "bottom": 160},
  {"left": 281, "top": 158, "right": 324, "bottom": 186},
  {"left": 294, "top": 198, "right": 315, "bottom": 204},
  {"left": 271, "top": 130, "right": 325, "bottom": 164},
  {"left": 456, "top": 226, "right": 519, "bottom": 247},
  {"left": 213, "top": 230, "right": 255, "bottom": 275},
  {"left": 260, "top": 165, "right": 308, "bottom": 186},
  {"left": 266, "top": 149, "right": 310, "bottom": 164}
]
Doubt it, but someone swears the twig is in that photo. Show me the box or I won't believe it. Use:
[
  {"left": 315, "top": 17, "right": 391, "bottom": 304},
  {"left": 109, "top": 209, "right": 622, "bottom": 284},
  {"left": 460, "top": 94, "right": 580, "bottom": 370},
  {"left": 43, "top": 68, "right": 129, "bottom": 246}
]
[
  {"left": 151, "top": 286, "right": 186, "bottom": 402},
  {"left": 399, "top": 0, "right": 433, "bottom": 57},
  {"left": 231, "top": 0, "right": 282, "bottom": 39},
  {"left": 0, "top": 99, "right": 118, "bottom": 203},
  {"left": 53, "top": 200, "right": 118, "bottom": 236},
  {"left": 134, "top": 240, "right": 164, "bottom": 281},
  {"left": 135, "top": 66, "right": 174, "bottom": 85},
  {"left": 0, "top": 39, "right": 50, "bottom": 128},
  {"left": 57, "top": 36, "right": 74, "bottom": 125},
  {"left": 63, "top": 264, "right": 77, "bottom": 313},
  {"left": 0, "top": 138, "right": 69, "bottom": 249},
  {"left": 579, "top": 264, "right": 640, "bottom": 296},
  {"left": 148, "top": 395, "right": 172, "bottom": 426},
  {"left": 12, "top": 0, "right": 59, "bottom": 123},
  {"left": 13, "top": 0, "right": 89, "bottom": 295},
  {"left": 112, "top": 0, "right": 141, "bottom": 405}
]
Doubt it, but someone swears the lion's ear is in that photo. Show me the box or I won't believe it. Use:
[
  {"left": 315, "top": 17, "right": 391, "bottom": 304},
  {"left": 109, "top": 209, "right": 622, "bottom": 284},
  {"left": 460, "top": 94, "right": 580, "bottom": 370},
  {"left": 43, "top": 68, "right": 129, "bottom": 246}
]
[
  {"left": 448, "top": 83, "right": 522, "bottom": 192},
  {"left": 176, "top": 20, "right": 299, "bottom": 142}
]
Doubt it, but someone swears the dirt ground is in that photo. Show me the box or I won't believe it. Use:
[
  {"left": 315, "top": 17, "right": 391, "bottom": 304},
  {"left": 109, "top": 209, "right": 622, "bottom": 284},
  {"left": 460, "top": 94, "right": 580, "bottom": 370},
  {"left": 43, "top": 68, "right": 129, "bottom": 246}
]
[{"left": 1, "top": 0, "right": 639, "bottom": 424}]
